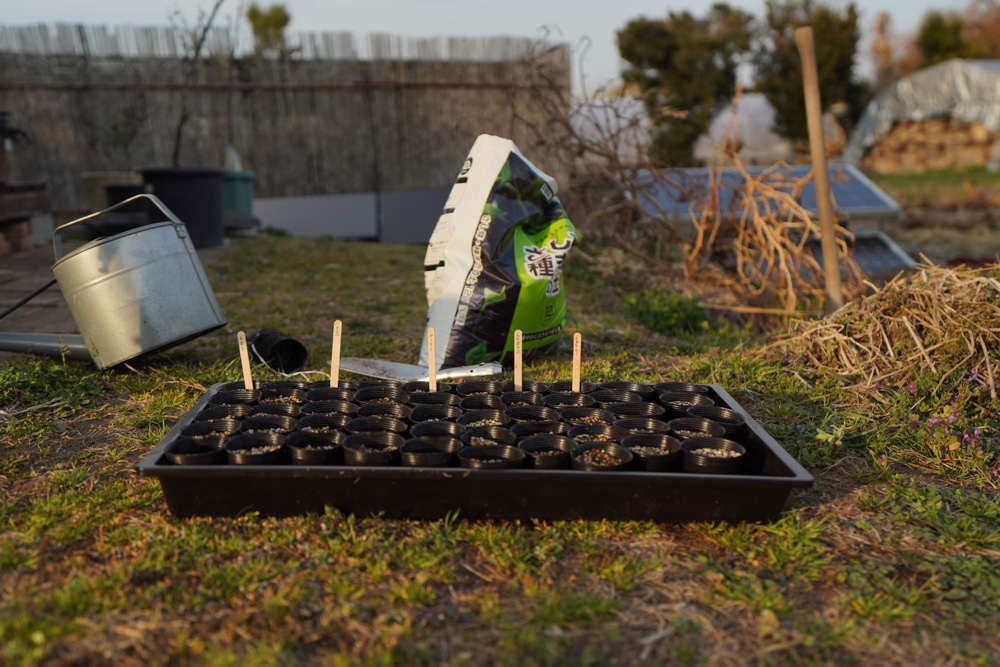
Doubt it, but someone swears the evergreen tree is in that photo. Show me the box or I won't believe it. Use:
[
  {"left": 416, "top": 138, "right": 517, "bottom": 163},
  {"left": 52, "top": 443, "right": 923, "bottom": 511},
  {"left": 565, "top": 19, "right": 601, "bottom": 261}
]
[
  {"left": 916, "top": 12, "right": 984, "bottom": 65},
  {"left": 617, "top": 4, "right": 754, "bottom": 165},
  {"left": 752, "top": 0, "right": 865, "bottom": 143},
  {"left": 247, "top": 3, "right": 291, "bottom": 57}
]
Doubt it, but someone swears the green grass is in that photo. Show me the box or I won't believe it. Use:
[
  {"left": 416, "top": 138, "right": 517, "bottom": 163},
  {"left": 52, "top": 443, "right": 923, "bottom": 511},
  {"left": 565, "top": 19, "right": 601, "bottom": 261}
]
[
  {"left": 2, "top": 237, "right": 999, "bottom": 665},
  {"left": 868, "top": 166, "right": 1000, "bottom": 189}
]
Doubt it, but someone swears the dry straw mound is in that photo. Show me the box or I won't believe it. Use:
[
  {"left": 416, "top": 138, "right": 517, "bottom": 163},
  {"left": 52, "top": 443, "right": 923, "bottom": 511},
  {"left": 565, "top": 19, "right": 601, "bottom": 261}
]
[{"left": 770, "top": 263, "right": 1000, "bottom": 399}]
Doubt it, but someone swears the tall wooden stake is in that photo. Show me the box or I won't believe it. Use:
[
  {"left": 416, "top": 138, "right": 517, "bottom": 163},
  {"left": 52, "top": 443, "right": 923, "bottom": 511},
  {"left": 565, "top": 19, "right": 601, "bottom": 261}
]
[{"left": 795, "top": 25, "right": 844, "bottom": 312}]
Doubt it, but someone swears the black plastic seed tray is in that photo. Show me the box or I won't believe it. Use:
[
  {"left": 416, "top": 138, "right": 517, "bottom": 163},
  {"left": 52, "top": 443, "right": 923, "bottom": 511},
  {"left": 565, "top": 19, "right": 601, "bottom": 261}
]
[{"left": 137, "top": 383, "right": 813, "bottom": 522}]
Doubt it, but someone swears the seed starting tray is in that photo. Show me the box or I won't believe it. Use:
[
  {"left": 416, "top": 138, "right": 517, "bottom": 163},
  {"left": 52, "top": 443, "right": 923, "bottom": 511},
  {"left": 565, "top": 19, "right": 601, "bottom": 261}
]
[{"left": 137, "top": 383, "right": 813, "bottom": 522}]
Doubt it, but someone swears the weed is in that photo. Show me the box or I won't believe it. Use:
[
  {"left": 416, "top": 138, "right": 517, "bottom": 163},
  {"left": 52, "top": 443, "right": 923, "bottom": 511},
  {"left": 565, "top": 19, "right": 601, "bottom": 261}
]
[
  {"left": 591, "top": 555, "right": 655, "bottom": 592},
  {"left": 858, "top": 480, "right": 1000, "bottom": 551},
  {"left": 673, "top": 616, "right": 702, "bottom": 636},
  {"left": 0, "top": 357, "right": 105, "bottom": 438},
  {"left": 499, "top": 625, "right": 610, "bottom": 666},
  {"left": 857, "top": 374, "right": 1000, "bottom": 483},
  {"left": 531, "top": 589, "right": 619, "bottom": 625},
  {"left": 693, "top": 512, "right": 832, "bottom": 581},
  {"left": 623, "top": 289, "right": 707, "bottom": 335}
]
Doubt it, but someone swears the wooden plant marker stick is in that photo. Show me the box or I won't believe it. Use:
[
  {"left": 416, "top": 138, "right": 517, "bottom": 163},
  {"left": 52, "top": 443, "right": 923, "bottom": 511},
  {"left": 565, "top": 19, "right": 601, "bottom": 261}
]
[
  {"left": 427, "top": 327, "right": 437, "bottom": 392},
  {"left": 237, "top": 331, "right": 253, "bottom": 390},
  {"left": 330, "top": 320, "right": 342, "bottom": 388},
  {"left": 572, "top": 332, "right": 582, "bottom": 393},
  {"left": 514, "top": 329, "right": 523, "bottom": 392},
  {"left": 795, "top": 25, "right": 844, "bottom": 312}
]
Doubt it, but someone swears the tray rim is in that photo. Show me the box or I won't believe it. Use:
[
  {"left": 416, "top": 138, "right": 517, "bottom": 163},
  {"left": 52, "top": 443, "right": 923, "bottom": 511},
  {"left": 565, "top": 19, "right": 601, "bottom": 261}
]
[{"left": 137, "top": 383, "right": 814, "bottom": 488}]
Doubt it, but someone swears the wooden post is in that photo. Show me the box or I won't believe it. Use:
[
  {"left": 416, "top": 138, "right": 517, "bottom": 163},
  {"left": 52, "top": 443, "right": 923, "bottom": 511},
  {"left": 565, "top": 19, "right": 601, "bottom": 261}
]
[{"left": 795, "top": 25, "right": 844, "bottom": 312}]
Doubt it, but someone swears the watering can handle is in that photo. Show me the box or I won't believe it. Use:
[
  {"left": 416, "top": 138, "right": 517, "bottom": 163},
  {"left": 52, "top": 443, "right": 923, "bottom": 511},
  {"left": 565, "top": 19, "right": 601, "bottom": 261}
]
[{"left": 52, "top": 193, "right": 185, "bottom": 261}]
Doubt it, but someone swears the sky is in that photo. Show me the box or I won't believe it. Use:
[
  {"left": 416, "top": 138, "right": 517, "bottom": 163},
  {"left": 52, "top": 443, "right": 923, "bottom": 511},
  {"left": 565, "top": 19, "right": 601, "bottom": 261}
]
[{"left": 3, "top": 0, "right": 962, "bottom": 92}]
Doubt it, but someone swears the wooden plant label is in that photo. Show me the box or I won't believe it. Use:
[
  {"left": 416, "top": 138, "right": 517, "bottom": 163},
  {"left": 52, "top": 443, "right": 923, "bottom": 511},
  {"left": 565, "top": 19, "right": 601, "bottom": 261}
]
[
  {"left": 572, "top": 332, "right": 582, "bottom": 393},
  {"left": 237, "top": 331, "right": 253, "bottom": 390},
  {"left": 427, "top": 327, "right": 437, "bottom": 392},
  {"left": 514, "top": 329, "right": 523, "bottom": 392},
  {"left": 330, "top": 320, "right": 342, "bottom": 388}
]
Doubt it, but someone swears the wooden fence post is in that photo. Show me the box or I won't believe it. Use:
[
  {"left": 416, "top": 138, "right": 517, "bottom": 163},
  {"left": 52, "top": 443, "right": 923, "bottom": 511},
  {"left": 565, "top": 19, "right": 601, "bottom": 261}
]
[{"left": 794, "top": 25, "right": 844, "bottom": 312}]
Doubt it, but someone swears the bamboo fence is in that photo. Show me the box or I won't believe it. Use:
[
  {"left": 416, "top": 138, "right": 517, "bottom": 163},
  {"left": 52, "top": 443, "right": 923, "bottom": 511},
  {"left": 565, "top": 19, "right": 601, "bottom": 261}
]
[{"left": 0, "top": 24, "right": 570, "bottom": 213}]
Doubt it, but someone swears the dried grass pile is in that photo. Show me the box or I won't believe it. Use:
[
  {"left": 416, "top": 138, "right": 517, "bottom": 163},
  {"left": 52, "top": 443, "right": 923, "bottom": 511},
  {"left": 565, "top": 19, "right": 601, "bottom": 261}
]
[{"left": 769, "top": 262, "right": 1000, "bottom": 399}]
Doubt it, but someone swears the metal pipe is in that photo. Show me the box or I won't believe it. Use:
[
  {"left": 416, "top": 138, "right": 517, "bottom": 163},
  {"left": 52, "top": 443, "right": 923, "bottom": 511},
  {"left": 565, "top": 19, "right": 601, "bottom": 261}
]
[
  {"left": 0, "top": 278, "right": 57, "bottom": 321},
  {"left": 0, "top": 333, "right": 92, "bottom": 362}
]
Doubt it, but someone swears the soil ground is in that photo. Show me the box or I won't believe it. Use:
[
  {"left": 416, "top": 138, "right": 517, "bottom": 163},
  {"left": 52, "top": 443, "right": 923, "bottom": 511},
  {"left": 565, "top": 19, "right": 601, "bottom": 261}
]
[
  {"left": 2, "top": 200, "right": 998, "bottom": 664},
  {"left": 870, "top": 172, "right": 1000, "bottom": 266}
]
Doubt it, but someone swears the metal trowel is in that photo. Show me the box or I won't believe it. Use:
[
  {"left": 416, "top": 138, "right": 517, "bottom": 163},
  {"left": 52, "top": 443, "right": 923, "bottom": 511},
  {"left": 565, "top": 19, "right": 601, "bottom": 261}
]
[{"left": 338, "top": 358, "right": 503, "bottom": 382}]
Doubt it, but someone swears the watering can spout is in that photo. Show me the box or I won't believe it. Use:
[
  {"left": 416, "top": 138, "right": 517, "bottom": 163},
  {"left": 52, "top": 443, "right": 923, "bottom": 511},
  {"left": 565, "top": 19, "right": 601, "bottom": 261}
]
[{"left": 0, "top": 333, "right": 93, "bottom": 362}]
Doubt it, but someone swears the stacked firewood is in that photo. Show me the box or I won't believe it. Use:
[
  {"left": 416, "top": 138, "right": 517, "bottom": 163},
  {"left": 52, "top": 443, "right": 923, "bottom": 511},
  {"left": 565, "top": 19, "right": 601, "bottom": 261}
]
[
  {"left": 862, "top": 118, "right": 997, "bottom": 173},
  {"left": 0, "top": 222, "right": 33, "bottom": 256}
]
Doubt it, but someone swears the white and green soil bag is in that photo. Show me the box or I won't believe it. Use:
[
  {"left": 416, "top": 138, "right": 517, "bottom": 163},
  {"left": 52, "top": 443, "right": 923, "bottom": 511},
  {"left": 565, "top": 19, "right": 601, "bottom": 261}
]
[{"left": 419, "top": 134, "right": 577, "bottom": 369}]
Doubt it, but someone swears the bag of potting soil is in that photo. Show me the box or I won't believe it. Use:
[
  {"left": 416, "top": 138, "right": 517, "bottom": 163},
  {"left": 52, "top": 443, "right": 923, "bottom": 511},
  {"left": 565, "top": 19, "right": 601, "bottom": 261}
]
[{"left": 419, "top": 134, "right": 577, "bottom": 369}]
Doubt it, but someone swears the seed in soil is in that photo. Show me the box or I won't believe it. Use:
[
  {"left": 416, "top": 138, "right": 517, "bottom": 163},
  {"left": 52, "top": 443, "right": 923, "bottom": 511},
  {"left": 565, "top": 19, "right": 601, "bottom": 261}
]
[
  {"left": 691, "top": 447, "right": 740, "bottom": 458},
  {"left": 370, "top": 397, "right": 397, "bottom": 403},
  {"left": 569, "top": 415, "right": 609, "bottom": 424},
  {"left": 245, "top": 427, "right": 292, "bottom": 434},
  {"left": 574, "top": 433, "right": 613, "bottom": 443},
  {"left": 245, "top": 445, "right": 281, "bottom": 454},
  {"left": 578, "top": 449, "right": 621, "bottom": 466},
  {"left": 530, "top": 447, "right": 561, "bottom": 455},
  {"left": 357, "top": 444, "right": 398, "bottom": 453},
  {"left": 674, "top": 429, "right": 707, "bottom": 439},
  {"left": 629, "top": 445, "right": 669, "bottom": 456},
  {"left": 469, "top": 437, "right": 498, "bottom": 446},
  {"left": 470, "top": 455, "right": 503, "bottom": 462},
  {"left": 669, "top": 399, "right": 698, "bottom": 406},
  {"left": 510, "top": 401, "right": 532, "bottom": 406},
  {"left": 468, "top": 419, "right": 502, "bottom": 427},
  {"left": 261, "top": 396, "right": 299, "bottom": 404},
  {"left": 299, "top": 443, "right": 336, "bottom": 450},
  {"left": 193, "top": 430, "right": 227, "bottom": 438},
  {"left": 302, "top": 425, "right": 336, "bottom": 433}
]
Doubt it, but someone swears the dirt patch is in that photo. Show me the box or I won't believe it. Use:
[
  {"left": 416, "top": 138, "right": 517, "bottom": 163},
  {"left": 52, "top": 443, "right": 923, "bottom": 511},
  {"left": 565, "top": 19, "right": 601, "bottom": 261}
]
[{"left": 874, "top": 176, "right": 1000, "bottom": 266}]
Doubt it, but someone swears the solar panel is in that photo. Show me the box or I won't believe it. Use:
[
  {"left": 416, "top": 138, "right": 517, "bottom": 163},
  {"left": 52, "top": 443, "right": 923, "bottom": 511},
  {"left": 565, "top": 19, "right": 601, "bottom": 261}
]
[
  {"left": 635, "top": 164, "right": 900, "bottom": 223},
  {"left": 804, "top": 230, "right": 915, "bottom": 281}
]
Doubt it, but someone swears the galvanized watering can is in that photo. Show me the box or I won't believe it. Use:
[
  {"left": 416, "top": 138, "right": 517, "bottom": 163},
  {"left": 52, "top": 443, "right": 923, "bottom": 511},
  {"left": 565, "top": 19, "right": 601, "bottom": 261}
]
[{"left": 0, "top": 194, "right": 226, "bottom": 369}]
